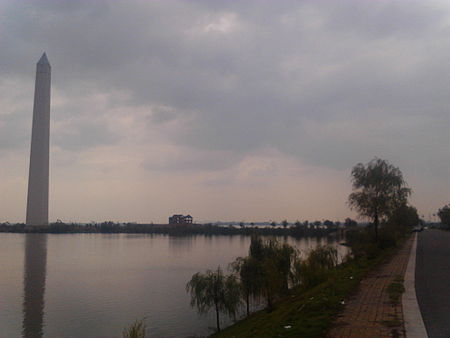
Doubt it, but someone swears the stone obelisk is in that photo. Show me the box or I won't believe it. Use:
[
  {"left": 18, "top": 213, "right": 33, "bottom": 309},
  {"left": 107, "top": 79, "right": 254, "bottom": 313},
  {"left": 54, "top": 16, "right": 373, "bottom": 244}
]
[{"left": 26, "top": 53, "right": 51, "bottom": 226}]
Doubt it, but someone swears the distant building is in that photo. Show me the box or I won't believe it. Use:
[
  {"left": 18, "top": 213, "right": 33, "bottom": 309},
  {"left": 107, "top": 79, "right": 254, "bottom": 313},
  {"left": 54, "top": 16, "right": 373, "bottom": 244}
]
[{"left": 169, "top": 214, "right": 193, "bottom": 224}]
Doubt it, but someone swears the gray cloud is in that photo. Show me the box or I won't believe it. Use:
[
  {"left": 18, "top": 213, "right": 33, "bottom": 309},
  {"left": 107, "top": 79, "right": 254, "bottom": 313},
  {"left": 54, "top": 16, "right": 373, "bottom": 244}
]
[
  {"left": 53, "top": 119, "right": 119, "bottom": 151},
  {"left": 142, "top": 149, "right": 241, "bottom": 173},
  {"left": 1, "top": 0, "right": 449, "bottom": 174},
  {"left": 0, "top": 109, "right": 30, "bottom": 150}
]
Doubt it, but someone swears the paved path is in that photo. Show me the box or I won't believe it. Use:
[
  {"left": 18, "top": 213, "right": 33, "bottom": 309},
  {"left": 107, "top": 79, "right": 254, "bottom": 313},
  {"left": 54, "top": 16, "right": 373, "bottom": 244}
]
[
  {"left": 328, "top": 237, "right": 413, "bottom": 338},
  {"left": 416, "top": 229, "right": 450, "bottom": 338}
]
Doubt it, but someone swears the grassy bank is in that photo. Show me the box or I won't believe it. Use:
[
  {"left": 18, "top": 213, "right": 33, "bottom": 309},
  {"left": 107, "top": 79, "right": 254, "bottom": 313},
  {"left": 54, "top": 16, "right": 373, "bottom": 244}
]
[{"left": 213, "top": 244, "right": 401, "bottom": 338}]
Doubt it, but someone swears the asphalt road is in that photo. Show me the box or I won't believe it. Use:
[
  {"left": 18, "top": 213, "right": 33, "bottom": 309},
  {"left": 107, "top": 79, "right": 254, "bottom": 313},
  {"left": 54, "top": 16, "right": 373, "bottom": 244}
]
[{"left": 415, "top": 229, "right": 450, "bottom": 338}]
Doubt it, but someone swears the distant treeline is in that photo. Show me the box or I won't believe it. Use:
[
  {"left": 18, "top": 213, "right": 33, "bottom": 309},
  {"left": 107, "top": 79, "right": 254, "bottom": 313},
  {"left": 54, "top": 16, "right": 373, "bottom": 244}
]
[{"left": 0, "top": 221, "right": 338, "bottom": 238}]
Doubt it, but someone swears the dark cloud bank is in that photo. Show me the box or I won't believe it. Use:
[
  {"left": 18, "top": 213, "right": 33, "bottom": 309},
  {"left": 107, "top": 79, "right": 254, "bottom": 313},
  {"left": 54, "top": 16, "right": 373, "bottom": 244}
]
[{"left": 1, "top": 0, "right": 448, "bottom": 177}]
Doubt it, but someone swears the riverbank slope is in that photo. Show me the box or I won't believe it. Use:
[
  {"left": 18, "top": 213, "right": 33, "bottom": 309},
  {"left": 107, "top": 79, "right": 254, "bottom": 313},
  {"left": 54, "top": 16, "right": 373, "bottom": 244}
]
[{"left": 213, "top": 236, "right": 413, "bottom": 338}]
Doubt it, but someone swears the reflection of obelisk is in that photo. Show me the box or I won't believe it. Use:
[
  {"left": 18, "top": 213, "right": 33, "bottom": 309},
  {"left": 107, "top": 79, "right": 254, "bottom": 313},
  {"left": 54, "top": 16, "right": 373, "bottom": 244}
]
[
  {"left": 26, "top": 53, "right": 51, "bottom": 226},
  {"left": 23, "top": 234, "right": 48, "bottom": 337}
]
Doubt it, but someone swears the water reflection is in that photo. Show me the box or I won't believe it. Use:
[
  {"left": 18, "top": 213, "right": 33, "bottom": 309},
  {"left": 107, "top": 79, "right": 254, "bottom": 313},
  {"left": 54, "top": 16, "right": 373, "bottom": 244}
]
[
  {"left": 168, "top": 235, "right": 194, "bottom": 253},
  {"left": 23, "top": 234, "right": 47, "bottom": 338}
]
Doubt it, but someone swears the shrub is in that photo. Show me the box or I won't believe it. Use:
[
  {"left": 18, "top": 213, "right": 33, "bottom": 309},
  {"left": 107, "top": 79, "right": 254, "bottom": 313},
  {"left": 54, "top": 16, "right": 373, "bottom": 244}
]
[
  {"left": 123, "top": 319, "right": 147, "bottom": 338},
  {"left": 293, "top": 246, "right": 338, "bottom": 289},
  {"left": 345, "top": 228, "right": 380, "bottom": 259}
]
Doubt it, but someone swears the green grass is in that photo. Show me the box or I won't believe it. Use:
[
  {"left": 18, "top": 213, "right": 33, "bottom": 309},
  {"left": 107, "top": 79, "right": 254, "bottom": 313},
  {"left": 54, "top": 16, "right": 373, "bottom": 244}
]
[
  {"left": 212, "top": 246, "right": 401, "bottom": 338},
  {"left": 387, "top": 275, "right": 405, "bottom": 305},
  {"left": 213, "top": 261, "right": 369, "bottom": 337}
]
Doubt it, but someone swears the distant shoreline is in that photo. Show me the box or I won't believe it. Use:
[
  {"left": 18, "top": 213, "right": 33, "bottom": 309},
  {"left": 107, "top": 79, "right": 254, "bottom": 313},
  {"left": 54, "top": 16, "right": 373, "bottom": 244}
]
[{"left": 0, "top": 222, "right": 338, "bottom": 238}]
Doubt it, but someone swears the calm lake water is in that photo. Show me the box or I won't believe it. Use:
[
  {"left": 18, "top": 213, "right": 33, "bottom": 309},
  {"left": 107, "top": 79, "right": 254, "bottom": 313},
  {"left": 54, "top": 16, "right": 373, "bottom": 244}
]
[{"left": 0, "top": 233, "right": 347, "bottom": 337}]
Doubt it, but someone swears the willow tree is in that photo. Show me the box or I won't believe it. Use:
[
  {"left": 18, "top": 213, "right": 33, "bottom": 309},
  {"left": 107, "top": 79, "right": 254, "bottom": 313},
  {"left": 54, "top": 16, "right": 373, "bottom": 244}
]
[
  {"left": 186, "top": 267, "right": 241, "bottom": 332},
  {"left": 348, "top": 158, "right": 411, "bottom": 241},
  {"left": 246, "top": 237, "right": 295, "bottom": 311},
  {"left": 122, "top": 319, "right": 146, "bottom": 338},
  {"left": 230, "top": 256, "right": 263, "bottom": 316}
]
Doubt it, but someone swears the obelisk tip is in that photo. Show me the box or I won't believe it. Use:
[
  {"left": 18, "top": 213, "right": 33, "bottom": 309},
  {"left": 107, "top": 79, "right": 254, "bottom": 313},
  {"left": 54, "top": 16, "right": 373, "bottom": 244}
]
[{"left": 37, "top": 52, "right": 50, "bottom": 65}]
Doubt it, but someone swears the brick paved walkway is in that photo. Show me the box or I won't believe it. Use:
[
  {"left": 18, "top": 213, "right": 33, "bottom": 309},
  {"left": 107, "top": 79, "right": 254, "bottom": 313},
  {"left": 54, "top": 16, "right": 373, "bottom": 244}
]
[{"left": 328, "top": 237, "right": 414, "bottom": 338}]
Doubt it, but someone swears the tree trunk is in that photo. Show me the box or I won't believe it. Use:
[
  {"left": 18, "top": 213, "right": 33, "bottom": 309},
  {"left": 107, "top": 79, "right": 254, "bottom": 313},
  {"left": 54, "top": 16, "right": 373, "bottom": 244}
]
[
  {"left": 374, "top": 212, "right": 379, "bottom": 242},
  {"left": 215, "top": 306, "right": 221, "bottom": 332},
  {"left": 267, "top": 294, "right": 273, "bottom": 312},
  {"left": 246, "top": 292, "right": 250, "bottom": 316}
]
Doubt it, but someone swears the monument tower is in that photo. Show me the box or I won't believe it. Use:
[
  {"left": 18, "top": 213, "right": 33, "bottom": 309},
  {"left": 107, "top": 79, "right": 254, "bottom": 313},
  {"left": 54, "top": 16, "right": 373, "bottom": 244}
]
[{"left": 26, "top": 53, "right": 51, "bottom": 226}]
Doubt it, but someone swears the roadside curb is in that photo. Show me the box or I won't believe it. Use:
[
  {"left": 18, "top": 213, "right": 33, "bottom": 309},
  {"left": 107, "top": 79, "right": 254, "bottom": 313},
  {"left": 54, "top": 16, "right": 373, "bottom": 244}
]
[{"left": 402, "top": 233, "right": 428, "bottom": 338}]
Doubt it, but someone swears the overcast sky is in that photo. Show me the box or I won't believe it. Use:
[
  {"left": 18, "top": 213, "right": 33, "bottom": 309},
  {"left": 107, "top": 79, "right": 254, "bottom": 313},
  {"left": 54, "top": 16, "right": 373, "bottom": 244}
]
[{"left": 0, "top": 0, "right": 448, "bottom": 223}]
